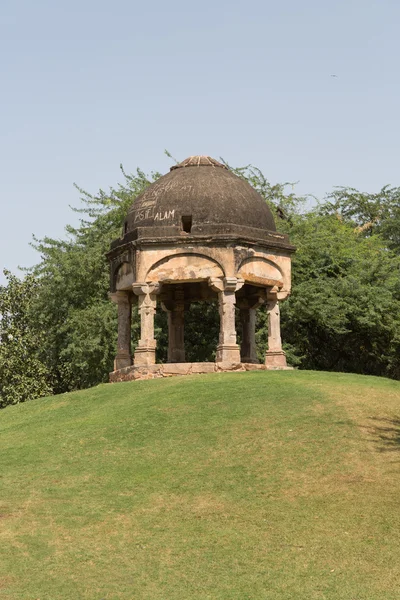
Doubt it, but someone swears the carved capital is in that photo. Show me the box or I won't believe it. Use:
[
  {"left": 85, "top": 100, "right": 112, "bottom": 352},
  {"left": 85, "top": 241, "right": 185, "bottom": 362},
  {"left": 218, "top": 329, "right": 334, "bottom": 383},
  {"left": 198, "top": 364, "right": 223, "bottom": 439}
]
[
  {"left": 109, "top": 291, "right": 131, "bottom": 305},
  {"left": 277, "top": 290, "right": 290, "bottom": 301},
  {"left": 208, "top": 277, "right": 224, "bottom": 293},
  {"left": 132, "top": 282, "right": 161, "bottom": 297},
  {"left": 236, "top": 295, "right": 265, "bottom": 311},
  {"left": 266, "top": 285, "right": 279, "bottom": 301},
  {"left": 160, "top": 301, "right": 170, "bottom": 314},
  {"left": 267, "top": 299, "right": 279, "bottom": 313},
  {"left": 208, "top": 277, "right": 245, "bottom": 294},
  {"left": 252, "top": 296, "right": 266, "bottom": 310},
  {"left": 226, "top": 277, "right": 245, "bottom": 293},
  {"left": 267, "top": 284, "right": 289, "bottom": 302}
]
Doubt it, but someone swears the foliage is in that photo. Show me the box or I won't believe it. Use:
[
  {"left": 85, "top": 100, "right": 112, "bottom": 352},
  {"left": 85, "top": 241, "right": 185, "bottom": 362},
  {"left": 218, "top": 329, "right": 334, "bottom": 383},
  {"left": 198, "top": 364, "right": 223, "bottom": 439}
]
[
  {"left": 281, "top": 212, "right": 400, "bottom": 378},
  {"left": 28, "top": 167, "right": 159, "bottom": 393},
  {"left": 2, "top": 153, "right": 400, "bottom": 404},
  {"left": 0, "top": 270, "right": 52, "bottom": 407},
  {"left": 323, "top": 184, "right": 400, "bottom": 250}
]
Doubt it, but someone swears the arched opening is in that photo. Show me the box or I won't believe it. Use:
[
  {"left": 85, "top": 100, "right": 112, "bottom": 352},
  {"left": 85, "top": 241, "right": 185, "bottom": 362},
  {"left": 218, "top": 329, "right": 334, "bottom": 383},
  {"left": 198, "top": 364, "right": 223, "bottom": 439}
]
[
  {"left": 235, "top": 283, "right": 267, "bottom": 364},
  {"left": 156, "top": 281, "right": 219, "bottom": 363}
]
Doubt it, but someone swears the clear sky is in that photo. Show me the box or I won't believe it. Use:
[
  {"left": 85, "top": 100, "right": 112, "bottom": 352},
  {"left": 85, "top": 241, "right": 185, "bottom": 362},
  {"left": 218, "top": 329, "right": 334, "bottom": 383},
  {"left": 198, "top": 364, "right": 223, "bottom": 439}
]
[{"left": 1, "top": 0, "right": 399, "bottom": 282}]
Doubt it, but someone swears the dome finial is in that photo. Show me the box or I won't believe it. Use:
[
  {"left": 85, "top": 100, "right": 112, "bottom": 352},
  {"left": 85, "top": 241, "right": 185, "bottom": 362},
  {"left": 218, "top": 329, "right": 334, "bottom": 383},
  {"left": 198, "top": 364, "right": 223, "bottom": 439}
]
[{"left": 170, "top": 155, "right": 227, "bottom": 171}]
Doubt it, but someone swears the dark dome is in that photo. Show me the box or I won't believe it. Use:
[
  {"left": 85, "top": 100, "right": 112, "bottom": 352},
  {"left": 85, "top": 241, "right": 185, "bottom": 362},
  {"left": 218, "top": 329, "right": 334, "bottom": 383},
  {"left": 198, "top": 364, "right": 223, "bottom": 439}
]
[{"left": 124, "top": 156, "right": 276, "bottom": 236}]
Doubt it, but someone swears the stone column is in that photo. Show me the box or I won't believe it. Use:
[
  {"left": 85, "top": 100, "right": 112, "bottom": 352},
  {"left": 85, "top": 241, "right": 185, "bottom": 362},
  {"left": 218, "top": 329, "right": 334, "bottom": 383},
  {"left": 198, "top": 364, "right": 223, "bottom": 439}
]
[
  {"left": 209, "top": 277, "right": 244, "bottom": 364},
  {"left": 132, "top": 282, "right": 160, "bottom": 366},
  {"left": 110, "top": 291, "right": 132, "bottom": 370},
  {"left": 161, "top": 286, "right": 186, "bottom": 363},
  {"left": 239, "top": 297, "right": 264, "bottom": 364},
  {"left": 265, "top": 291, "right": 287, "bottom": 368}
]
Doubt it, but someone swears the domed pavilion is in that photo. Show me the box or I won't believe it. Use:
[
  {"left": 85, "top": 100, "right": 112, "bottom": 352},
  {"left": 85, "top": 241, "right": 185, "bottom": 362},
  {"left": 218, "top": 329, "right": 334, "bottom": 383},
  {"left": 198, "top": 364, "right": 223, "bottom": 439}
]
[{"left": 107, "top": 156, "right": 295, "bottom": 381}]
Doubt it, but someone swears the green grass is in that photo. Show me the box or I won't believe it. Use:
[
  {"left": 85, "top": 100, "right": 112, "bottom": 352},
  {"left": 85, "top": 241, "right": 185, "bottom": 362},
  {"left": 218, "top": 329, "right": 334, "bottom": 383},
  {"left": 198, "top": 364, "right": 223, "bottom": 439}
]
[{"left": 1, "top": 371, "right": 400, "bottom": 599}]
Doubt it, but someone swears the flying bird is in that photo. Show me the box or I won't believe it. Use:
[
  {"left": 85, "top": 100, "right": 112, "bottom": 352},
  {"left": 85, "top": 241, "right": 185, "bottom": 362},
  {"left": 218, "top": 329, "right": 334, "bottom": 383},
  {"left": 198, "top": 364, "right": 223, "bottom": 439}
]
[{"left": 330, "top": 74, "right": 338, "bottom": 78}]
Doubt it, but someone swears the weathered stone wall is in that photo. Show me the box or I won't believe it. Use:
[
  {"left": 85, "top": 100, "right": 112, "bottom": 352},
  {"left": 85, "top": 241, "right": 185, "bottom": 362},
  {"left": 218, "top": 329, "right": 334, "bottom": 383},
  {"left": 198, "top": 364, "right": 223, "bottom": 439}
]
[
  {"left": 111, "top": 243, "right": 292, "bottom": 299},
  {"left": 109, "top": 361, "right": 292, "bottom": 383}
]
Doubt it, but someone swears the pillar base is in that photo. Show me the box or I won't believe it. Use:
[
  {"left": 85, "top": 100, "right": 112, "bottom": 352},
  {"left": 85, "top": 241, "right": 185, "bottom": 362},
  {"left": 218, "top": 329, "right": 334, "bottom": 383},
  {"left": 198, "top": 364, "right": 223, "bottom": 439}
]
[
  {"left": 216, "top": 344, "right": 241, "bottom": 363},
  {"left": 265, "top": 350, "right": 287, "bottom": 369},
  {"left": 110, "top": 361, "right": 292, "bottom": 382},
  {"left": 114, "top": 354, "right": 132, "bottom": 370},
  {"left": 134, "top": 347, "right": 156, "bottom": 367},
  {"left": 240, "top": 356, "right": 260, "bottom": 364},
  {"left": 167, "top": 351, "right": 186, "bottom": 364}
]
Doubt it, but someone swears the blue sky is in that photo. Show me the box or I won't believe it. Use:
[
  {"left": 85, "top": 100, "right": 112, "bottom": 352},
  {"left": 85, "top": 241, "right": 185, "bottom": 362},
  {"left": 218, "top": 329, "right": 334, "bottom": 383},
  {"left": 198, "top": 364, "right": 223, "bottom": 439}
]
[{"left": 1, "top": 0, "right": 399, "bottom": 282}]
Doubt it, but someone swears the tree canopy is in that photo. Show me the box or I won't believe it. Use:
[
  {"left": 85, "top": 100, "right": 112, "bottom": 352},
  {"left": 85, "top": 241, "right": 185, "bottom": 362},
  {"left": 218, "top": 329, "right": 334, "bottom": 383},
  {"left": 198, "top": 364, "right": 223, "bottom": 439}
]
[
  {"left": 0, "top": 270, "right": 52, "bottom": 407},
  {"left": 1, "top": 156, "right": 400, "bottom": 407}
]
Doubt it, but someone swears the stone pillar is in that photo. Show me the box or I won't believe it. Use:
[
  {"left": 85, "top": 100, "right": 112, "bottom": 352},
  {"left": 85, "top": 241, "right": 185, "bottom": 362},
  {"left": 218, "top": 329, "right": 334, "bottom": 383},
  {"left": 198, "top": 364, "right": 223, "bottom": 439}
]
[
  {"left": 110, "top": 291, "right": 132, "bottom": 370},
  {"left": 265, "top": 293, "right": 287, "bottom": 368},
  {"left": 209, "top": 277, "right": 244, "bottom": 364},
  {"left": 132, "top": 282, "right": 160, "bottom": 366},
  {"left": 239, "top": 296, "right": 264, "bottom": 364},
  {"left": 162, "top": 286, "right": 186, "bottom": 363}
]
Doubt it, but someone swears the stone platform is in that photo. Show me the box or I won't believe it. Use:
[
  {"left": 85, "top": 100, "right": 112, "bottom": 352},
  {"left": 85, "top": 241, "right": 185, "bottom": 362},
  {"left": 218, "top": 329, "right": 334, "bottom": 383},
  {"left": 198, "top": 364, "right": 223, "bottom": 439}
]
[{"left": 110, "top": 362, "right": 293, "bottom": 382}]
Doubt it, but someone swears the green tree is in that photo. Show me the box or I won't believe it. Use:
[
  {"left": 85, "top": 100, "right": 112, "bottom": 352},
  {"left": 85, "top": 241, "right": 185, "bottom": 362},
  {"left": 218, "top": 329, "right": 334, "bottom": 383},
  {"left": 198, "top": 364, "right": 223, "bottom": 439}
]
[
  {"left": 324, "top": 185, "right": 400, "bottom": 250},
  {"left": 7, "top": 155, "right": 400, "bottom": 404},
  {"left": 279, "top": 211, "right": 400, "bottom": 377},
  {"left": 0, "top": 270, "right": 52, "bottom": 408},
  {"left": 29, "top": 167, "right": 159, "bottom": 393}
]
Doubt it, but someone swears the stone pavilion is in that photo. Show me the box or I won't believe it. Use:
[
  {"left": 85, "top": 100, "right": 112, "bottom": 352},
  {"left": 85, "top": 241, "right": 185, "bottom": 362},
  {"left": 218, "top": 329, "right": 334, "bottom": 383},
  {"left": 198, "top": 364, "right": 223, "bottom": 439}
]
[{"left": 107, "top": 156, "right": 295, "bottom": 381}]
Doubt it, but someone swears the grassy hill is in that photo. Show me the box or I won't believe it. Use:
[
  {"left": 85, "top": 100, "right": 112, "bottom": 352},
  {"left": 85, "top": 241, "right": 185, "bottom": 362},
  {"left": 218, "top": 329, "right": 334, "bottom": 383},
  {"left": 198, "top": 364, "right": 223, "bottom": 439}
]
[{"left": 1, "top": 371, "right": 400, "bottom": 600}]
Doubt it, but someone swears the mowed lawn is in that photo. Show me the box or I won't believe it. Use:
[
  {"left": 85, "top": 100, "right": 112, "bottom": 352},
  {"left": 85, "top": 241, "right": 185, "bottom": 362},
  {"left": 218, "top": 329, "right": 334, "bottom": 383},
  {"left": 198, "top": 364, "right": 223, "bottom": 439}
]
[{"left": 1, "top": 371, "right": 400, "bottom": 600}]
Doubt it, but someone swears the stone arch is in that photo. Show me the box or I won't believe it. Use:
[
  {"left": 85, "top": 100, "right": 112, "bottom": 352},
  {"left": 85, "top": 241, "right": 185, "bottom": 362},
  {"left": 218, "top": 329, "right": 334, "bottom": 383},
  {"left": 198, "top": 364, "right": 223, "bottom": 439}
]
[
  {"left": 146, "top": 253, "right": 225, "bottom": 283},
  {"left": 237, "top": 257, "right": 283, "bottom": 287}
]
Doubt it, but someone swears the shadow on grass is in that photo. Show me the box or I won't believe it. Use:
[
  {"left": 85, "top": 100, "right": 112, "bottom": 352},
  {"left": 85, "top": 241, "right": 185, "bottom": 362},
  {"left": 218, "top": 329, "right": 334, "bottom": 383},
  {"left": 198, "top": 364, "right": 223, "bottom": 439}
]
[{"left": 366, "top": 416, "right": 400, "bottom": 453}]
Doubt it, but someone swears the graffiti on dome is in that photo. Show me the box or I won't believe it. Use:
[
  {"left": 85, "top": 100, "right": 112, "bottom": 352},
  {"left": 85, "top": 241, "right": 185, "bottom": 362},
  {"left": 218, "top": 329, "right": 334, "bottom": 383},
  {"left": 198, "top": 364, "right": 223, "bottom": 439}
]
[{"left": 134, "top": 208, "right": 175, "bottom": 224}]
